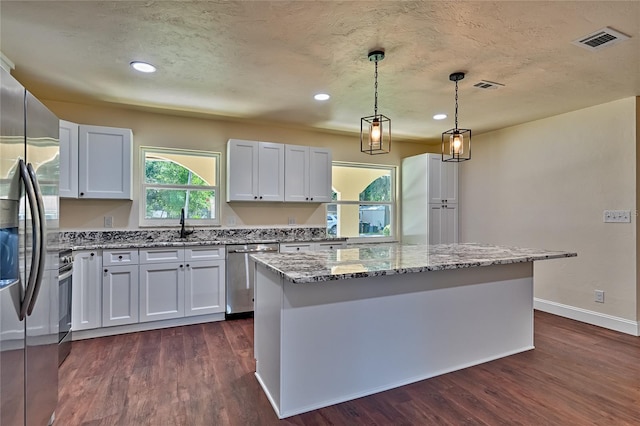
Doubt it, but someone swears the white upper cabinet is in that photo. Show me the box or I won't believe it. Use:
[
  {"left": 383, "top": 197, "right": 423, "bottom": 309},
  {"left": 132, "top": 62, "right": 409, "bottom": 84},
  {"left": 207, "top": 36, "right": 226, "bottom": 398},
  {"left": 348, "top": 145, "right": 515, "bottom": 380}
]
[
  {"left": 285, "top": 145, "right": 332, "bottom": 203},
  {"left": 227, "top": 139, "right": 285, "bottom": 202},
  {"left": 59, "top": 121, "right": 133, "bottom": 199},
  {"left": 79, "top": 124, "right": 133, "bottom": 199},
  {"left": 59, "top": 120, "right": 79, "bottom": 198},
  {"left": 427, "top": 154, "right": 458, "bottom": 204}
]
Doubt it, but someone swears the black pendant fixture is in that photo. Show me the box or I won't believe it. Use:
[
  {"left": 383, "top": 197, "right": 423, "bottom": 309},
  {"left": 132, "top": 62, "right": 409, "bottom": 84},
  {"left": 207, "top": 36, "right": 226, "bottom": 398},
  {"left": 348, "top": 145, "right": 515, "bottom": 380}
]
[
  {"left": 442, "top": 72, "right": 471, "bottom": 162},
  {"left": 361, "top": 50, "right": 391, "bottom": 155}
]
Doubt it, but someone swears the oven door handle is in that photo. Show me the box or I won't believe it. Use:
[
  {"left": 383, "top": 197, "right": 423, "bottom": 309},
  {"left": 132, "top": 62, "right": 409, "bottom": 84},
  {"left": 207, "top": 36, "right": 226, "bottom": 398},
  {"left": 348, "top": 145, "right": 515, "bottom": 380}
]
[{"left": 58, "top": 268, "right": 73, "bottom": 282}]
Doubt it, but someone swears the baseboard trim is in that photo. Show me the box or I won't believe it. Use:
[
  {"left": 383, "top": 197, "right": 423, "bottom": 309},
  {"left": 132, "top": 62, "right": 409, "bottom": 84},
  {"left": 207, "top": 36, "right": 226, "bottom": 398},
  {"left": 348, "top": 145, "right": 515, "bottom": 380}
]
[{"left": 534, "top": 298, "right": 639, "bottom": 336}]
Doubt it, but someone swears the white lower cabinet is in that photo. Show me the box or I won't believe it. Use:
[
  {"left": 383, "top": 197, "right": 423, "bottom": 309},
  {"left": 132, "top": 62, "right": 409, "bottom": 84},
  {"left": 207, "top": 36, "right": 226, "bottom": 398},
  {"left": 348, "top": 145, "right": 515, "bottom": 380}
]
[
  {"left": 72, "top": 251, "right": 102, "bottom": 331},
  {"left": 102, "top": 264, "right": 139, "bottom": 327},
  {"left": 139, "top": 261, "right": 185, "bottom": 322},
  {"left": 184, "top": 260, "right": 225, "bottom": 316}
]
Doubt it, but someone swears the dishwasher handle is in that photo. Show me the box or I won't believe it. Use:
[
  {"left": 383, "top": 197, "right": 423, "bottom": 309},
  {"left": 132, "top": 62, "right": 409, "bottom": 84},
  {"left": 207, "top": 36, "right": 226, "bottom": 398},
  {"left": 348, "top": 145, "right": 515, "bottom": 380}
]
[{"left": 229, "top": 247, "right": 279, "bottom": 254}]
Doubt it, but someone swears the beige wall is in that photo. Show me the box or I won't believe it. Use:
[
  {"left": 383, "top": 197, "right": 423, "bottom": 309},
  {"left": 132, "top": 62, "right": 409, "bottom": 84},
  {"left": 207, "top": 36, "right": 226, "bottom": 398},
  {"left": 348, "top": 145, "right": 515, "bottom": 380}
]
[
  {"left": 45, "top": 100, "right": 430, "bottom": 230},
  {"left": 460, "top": 97, "right": 638, "bottom": 322}
]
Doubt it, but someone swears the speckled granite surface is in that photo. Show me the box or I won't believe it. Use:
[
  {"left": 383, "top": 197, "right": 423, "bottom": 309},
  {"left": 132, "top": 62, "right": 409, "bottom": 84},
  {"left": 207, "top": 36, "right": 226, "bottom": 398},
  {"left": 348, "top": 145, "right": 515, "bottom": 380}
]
[
  {"left": 60, "top": 227, "right": 345, "bottom": 250},
  {"left": 251, "top": 243, "right": 577, "bottom": 284}
]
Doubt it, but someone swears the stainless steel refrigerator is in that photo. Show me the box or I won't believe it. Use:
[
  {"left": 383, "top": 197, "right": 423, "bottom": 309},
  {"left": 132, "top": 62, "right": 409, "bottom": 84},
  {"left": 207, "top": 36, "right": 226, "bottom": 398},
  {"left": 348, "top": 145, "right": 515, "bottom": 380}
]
[{"left": 1, "top": 66, "right": 59, "bottom": 425}]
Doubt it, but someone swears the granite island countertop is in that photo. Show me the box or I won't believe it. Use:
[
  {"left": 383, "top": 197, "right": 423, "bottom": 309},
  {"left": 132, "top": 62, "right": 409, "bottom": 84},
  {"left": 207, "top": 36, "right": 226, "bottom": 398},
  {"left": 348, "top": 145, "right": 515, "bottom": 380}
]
[{"left": 250, "top": 242, "right": 577, "bottom": 283}]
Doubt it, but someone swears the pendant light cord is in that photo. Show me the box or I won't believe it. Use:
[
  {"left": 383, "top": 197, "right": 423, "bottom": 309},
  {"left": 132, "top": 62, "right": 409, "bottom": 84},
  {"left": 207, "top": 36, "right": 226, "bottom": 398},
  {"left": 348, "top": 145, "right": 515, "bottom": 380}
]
[
  {"left": 374, "top": 59, "right": 379, "bottom": 117},
  {"left": 454, "top": 79, "right": 459, "bottom": 131}
]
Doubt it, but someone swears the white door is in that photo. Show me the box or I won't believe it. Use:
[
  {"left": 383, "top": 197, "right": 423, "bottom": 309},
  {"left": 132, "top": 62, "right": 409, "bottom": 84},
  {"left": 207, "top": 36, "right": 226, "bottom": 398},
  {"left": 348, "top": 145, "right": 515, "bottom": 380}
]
[
  {"left": 308, "top": 147, "right": 332, "bottom": 202},
  {"left": 139, "top": 262, "right": 185, "bottom": 322},
  {"left": 227, "top": 139, "right": 259, "bottom": 201},
  {"left": 184, "top": 260, "right": 225, "bottom": 316},
  {"left": 284, "top": 145, "right": 309, "bottom": 202},
  {"left": 102, "top": 265, "right": 139, "bottom": 327},
  {"left": 59, "top": 120, "right": 79, "bottom": 198},
  {"left": 257, "top": 142, "right": 285, "bottom": 201},
  {"left": 72, "top": 251, "right": 102, "bottom": 330},
  {"left": 78, "top": 124, "right": 132, "bottom": 199}
]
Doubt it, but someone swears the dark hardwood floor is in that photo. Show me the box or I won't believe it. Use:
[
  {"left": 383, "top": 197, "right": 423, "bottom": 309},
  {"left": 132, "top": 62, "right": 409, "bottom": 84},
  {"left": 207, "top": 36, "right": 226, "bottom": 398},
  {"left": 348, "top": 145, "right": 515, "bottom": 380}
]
[{"left": 57, "top": 311, "right": 640, "bottom": 425}]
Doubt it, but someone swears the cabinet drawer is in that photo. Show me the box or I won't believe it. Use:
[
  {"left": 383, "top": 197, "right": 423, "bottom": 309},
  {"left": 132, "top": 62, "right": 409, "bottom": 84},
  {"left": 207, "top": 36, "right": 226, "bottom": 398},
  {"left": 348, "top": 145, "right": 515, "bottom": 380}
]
[
  {"left": 279, "top": 243, "right": 314, "bottom": 253},
  {"left": 140, "top": 248, "right": 184, "bottom": 264},
  {"left": 103, "top": 249, "right": 139, "bottom": 266},
  {"left": 315, "top": 242, "right": 347, "bottom": 251},
  {"left": 185, "top": 246, "right": 224, "bottom": 261}
]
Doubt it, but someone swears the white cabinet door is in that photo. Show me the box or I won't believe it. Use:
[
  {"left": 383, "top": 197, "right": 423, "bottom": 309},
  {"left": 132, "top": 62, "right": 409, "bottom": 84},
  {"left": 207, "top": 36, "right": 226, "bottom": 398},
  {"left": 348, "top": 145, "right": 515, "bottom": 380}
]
[
  {"left": 78, "top": 124, "right": 132, "bottom": 199},
  {"left": 184, "top": 260, "right": 225, "bottom": 316},
  {"left": 257, "top": 142, "right": 285, "bottom": 201},
  {"left": 227, "top": 139, "right": 259, "bottom": 201},
  {"left": 284, "top": 145, "right": 309, "bottom": 202},
  {"left": 428, "top": 204, "right": 458, "bottom": 244},
  {"left": 139, "top": 262, "right": 185, "bottom": 322},
  {"left": 72, "top": 251, "right": 102, "bottom": 331},
  {"left": 427, "top": 154, "right": 457, "bottom": 204},
  {"left": 102, "top": 265, "right": 139, "bottom": 327},
  {"left": 59, "top": 120, "right": 79, "bottom": 198},
  {"left": 308, "top": 147, "right": 332, "bottom": 202}
]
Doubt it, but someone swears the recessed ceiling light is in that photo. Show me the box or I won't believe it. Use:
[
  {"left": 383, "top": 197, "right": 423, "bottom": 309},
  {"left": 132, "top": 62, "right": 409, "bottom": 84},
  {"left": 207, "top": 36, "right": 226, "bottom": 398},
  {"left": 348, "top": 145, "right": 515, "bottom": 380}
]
[
  {"left": 433, "top": 113, "right": 447, "bottom": 120},
  {"left": 130, "top": 61, "right": 156, "bottom": 73},
  {"left": 314, "top": 93, "right": 330, "bottom": 101}
]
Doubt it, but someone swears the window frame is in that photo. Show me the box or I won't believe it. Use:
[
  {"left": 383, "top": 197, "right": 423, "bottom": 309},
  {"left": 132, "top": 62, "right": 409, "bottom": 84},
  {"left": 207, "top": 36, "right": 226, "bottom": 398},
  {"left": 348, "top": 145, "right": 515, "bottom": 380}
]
[
  {"left": 329, "top": 161, "right": 397, "bottom": 243},
  {"left": 139, "top": 146, "right": 221, "bottom": 227}
]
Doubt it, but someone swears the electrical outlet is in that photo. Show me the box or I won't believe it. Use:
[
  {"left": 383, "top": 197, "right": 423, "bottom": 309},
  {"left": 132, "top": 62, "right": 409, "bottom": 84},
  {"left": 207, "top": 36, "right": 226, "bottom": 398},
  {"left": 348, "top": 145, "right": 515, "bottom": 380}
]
[
  {"left": 226, "top": 215, "right": 236, "bottom": 226},
  {"left": 603, "top": 210, "right": 631, "bottom": 223},
  {"left": 288, "top": 217, "right": 296, "bottom": 225},
  {"left": 104, "top": 216, "right": 113, "bottom": 228},
  {"left": 595, "top": 290, "right": 605, "bottom": 303}
]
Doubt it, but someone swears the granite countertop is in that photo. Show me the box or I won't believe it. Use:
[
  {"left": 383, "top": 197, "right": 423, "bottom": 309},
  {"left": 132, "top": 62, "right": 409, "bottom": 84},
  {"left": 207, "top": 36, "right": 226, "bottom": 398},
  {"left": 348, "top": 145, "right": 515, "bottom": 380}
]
[
  {"left": 250, "top": 242, "right": 577, "bottom": 284},
  {"left": 60, "top": 227, "right": 345, "bottom": 251}
]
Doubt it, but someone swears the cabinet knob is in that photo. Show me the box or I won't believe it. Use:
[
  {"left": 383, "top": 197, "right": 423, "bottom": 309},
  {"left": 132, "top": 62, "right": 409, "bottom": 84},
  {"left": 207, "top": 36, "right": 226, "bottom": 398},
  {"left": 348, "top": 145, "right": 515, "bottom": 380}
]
[
  {"left": 186, "top": 264, "right": 190, "bottom": 268},
  {"left": 296, "top": 247, "right": 300, "bottom": 251},
  {"left": 80, "top": 192, "right": 84, "bottom": 196},
  {"left": 259, "top": 196, "right": 263, "bottom": 200},
  {"left": 310, "top": 198, "right": 313, "bottom": 201},
  {"left": 90, "top": 252, "right": 94, "bottom": 257},
  {"left": 118, "top": 255, "right": 123, "bottom": 259},
  {"left": 254, "top": 196, "right": 258, "bottom": 200},
  {"left": 104, "top": 269, "right": 108, "bottom": 273},
  {"left": 305, "top": 197, "right": 309, "bottom": 200}
]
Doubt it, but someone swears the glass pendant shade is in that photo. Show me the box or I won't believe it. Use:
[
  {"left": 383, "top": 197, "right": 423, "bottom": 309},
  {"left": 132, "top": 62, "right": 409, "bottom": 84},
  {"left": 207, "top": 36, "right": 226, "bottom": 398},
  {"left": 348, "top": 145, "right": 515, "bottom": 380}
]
[{"left": 361, "top": 114, "right": 391, "bottom": 154}]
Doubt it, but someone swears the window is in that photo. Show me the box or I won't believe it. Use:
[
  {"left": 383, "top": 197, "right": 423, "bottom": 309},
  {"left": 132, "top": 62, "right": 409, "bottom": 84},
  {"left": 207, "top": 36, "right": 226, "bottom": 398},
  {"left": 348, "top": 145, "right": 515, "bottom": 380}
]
[
  {"left": 140, "top": 147, "right": 220, "bottom": 226},
  {"left": 327, "top": 162, "right": 396, "bottom": 241}
]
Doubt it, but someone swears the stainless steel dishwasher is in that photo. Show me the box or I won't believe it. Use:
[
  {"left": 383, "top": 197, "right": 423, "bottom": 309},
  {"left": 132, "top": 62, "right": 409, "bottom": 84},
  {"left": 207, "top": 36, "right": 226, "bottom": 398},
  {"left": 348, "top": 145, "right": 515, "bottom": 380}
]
[{"left": 226, "top": 243, "right": 279, "bottom": 316}]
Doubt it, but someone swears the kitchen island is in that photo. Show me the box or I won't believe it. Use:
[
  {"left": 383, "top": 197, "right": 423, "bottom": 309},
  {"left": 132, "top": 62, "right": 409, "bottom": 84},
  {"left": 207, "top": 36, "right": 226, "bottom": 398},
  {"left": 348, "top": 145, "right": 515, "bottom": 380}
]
[{"left": 251, "top": 243, "right": 576, "bottom": 419}]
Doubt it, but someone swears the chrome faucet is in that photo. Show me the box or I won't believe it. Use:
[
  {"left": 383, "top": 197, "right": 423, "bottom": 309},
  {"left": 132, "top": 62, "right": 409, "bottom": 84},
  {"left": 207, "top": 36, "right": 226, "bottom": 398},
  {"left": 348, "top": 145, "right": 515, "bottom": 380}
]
[{"left": 179, "top": 208, "right": 194, "bottom": 238}]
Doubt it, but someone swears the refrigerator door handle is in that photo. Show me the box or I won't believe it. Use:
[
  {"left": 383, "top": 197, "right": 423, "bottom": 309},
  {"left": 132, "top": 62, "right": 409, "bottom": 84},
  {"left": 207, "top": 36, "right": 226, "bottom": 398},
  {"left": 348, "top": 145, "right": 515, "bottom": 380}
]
[
  {"left": 26, "top": 162, "right": 47, "bottom": 316},
  {"left": 18, "top": 160, "right": 42, "bottom": 320}
]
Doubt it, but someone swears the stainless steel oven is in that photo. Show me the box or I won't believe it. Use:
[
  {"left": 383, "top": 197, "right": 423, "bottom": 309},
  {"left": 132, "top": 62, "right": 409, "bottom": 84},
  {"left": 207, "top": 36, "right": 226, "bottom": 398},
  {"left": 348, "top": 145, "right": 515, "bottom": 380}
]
[{"left": 58, "top": 249, "right": 72, "bottom": 366}]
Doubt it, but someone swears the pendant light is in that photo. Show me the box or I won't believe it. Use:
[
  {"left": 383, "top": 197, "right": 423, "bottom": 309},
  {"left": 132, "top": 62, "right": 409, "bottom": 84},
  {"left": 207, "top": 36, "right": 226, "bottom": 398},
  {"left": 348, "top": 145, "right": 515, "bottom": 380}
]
[
  {"left": 361, "top": 50, "right": 391, "bottom": 155},
  {"left": 442, "top": 72, "right": 471, "bottom": 162}
]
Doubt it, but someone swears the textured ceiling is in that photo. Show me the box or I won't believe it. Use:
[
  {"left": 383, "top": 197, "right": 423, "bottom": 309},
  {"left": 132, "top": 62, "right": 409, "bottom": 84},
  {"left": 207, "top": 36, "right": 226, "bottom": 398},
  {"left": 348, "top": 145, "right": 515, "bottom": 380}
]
[{"left": 1, "top": 1, "right": 639, "bottom": 142}]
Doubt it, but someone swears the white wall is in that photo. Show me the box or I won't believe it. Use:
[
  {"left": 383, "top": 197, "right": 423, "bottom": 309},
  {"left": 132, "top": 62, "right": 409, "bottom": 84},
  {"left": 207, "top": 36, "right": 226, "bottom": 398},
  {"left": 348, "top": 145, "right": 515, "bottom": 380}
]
[{"left": 460, "top": 97, "right": 638, "bottom": 325}]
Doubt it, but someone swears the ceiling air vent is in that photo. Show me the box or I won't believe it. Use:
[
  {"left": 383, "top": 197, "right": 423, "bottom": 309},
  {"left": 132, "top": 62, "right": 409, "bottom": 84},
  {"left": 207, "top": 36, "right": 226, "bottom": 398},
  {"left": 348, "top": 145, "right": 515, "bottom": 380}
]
[
  {"left": 473, "top": 80, "right": 504, "bottom": 90},
  {"left": 572, "top": 27, "right": 630, "bottom": 51}
]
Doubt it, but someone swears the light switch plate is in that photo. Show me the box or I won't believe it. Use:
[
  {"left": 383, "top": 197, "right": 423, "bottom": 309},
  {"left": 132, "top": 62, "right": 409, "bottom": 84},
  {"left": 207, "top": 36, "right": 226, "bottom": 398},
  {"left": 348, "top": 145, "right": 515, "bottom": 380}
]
[
  {"left": 104, "top": 216, "right": 113, "bottom": 228},
  {"left": 603, "top": 210, "right": 631, "bottom": 223},
  {"left": 226, "top": 216, "right": 236, "bottom": 226},
  {"left": 288, "top": 217, "right": 296, "bottom": 225}
]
